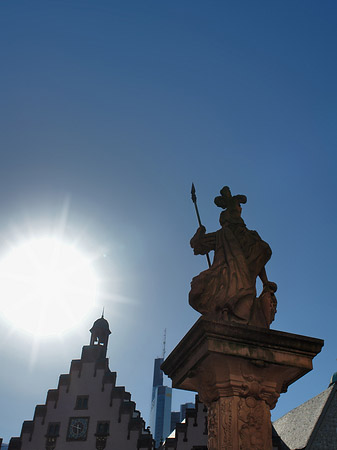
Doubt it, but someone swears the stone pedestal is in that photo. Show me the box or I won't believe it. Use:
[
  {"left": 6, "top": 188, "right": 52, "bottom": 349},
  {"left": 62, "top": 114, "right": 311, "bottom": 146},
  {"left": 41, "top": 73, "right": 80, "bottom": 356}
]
[{"left": 161, "top": 317, "right": 323, "bottom": 450}]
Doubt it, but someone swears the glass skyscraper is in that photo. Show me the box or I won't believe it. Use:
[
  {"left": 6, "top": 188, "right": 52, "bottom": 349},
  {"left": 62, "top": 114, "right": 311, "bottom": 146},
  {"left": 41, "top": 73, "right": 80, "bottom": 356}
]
[{"left": 150, "top": 358, "right": 172, "bottom": 446}]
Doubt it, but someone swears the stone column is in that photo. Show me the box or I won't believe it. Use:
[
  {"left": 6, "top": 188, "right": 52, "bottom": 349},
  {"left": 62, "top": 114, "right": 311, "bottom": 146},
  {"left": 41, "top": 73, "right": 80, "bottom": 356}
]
[
  {"left": 207, "top": 396, "right": 272, "bottom": 450},
  {"left": 161, "top": 317, "right": 323, "bottom": 450}
]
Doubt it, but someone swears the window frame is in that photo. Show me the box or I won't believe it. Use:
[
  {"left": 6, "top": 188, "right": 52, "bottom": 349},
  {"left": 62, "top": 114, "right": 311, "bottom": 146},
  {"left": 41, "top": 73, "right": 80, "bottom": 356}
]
[{"left": 74, "top": 395, "right": 89, "bottom": 410}]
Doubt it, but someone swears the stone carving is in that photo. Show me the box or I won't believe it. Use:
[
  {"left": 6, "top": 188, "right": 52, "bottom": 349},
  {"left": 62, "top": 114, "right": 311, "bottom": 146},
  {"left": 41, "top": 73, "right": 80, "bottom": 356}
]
[
  {"left": 240, "top": 368, "right": 280, "bottom": 409},
  {"left": 208, "top": 402, "right": 218, "bottom": 450},
  {"left": 190, "top": 186, "right": 277, "bottom": 327},
  {"left": 238, "top": 397, "right": 271, "bottom": 450},
  {"left": 208, "top": 395, "right": 272, "bottom": 450},
  {"left": 220, "top": 398, "right": 233, "bottom": 450}
]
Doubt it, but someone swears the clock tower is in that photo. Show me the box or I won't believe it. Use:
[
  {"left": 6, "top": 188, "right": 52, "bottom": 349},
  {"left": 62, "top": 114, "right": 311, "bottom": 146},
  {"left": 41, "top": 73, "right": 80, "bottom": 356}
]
[{"left": 89, "top": 313, "right": 111, "bottom": 358}]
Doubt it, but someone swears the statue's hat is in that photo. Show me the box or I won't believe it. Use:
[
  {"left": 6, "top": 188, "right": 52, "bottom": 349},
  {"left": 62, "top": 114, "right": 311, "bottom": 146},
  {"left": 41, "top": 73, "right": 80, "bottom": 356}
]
[{"left": 214, "top": 186, "right": 247, "bottom": 209}]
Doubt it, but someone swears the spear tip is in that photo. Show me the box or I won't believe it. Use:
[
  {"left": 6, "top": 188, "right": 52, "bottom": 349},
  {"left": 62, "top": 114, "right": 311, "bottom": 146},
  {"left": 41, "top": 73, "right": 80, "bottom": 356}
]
[{"left": 191, "top": 183, "right": 196, "bottom": 203}]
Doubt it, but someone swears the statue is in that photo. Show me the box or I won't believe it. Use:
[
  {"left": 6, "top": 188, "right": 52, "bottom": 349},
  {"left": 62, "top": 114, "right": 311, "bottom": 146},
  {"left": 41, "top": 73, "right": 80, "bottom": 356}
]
[{"left": 190, "top": 186, "right": 277, "bottom": 327}]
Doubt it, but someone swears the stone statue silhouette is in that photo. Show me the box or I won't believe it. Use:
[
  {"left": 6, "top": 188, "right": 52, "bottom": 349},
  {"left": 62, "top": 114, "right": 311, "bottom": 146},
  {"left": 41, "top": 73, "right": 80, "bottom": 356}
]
[{"left": 190, "top": 186, "right": 277, "bottom": 327}]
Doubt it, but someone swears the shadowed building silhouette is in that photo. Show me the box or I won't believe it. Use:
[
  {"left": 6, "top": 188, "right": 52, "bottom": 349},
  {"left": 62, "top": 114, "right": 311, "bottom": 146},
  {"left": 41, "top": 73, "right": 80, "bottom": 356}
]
[{"left": 7, "top": 316, "right": 154, "bottom": 450}]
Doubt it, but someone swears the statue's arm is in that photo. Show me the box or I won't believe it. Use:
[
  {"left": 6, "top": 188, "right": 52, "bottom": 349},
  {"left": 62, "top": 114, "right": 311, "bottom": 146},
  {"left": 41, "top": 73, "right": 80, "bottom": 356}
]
[{"left": 190, "top": 226, "right": 216, "bottom": 255}]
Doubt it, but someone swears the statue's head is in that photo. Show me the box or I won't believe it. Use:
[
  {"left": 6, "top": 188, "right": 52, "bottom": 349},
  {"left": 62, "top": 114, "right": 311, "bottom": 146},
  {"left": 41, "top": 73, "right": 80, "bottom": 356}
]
[{"left": 215, "top": 186, "right": 247, "bottom": 225}]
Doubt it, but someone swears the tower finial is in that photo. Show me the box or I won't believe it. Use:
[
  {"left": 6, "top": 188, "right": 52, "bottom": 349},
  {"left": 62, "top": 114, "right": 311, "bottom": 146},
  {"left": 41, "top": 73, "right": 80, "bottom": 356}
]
[{"left": 102, "top": 307, "right": 104, "bottom": 318}]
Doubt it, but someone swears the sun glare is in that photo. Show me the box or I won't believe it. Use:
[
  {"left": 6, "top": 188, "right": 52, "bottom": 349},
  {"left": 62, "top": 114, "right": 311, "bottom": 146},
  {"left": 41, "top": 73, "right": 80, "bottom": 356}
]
[{"left": 0, "top": 237, "right": 98, "bottom": 336}]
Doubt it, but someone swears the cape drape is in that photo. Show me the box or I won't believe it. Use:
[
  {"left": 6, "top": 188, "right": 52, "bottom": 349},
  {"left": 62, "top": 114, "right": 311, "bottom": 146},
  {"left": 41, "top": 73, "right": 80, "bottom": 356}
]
[{"left": 189, "top": 220, "right": 272, "bottom": 323}]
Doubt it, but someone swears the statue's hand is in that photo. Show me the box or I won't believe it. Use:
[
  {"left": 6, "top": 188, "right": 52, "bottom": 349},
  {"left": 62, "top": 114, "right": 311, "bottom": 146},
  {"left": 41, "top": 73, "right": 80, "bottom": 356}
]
[
  {"left": 190, "top": 225, "right": 206, "bottom": 250},
  {"left": 190, "top": 227, "right": 216, "bottom": 254},
  {"left": 197, "top": 225, "right": 206, "bottom": 234}
]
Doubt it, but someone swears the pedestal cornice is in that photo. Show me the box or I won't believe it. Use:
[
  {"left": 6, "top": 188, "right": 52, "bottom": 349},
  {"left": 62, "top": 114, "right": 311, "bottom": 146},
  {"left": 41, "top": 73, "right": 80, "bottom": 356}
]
[
  {"left": 162, "top": 317, "right": 323, "bottom": 450},
  {"left": 162, "top": 317, "right": 323, "bottom": 404}
]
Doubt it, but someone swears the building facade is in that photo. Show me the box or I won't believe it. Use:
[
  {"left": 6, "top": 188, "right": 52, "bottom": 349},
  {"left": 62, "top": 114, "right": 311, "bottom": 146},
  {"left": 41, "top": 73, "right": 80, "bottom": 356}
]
[
  {"left": 3, "top": 317, "right": 336, "bottom": 450},
  {"left": 7, "top": 316, "right": 154, "bottom": 450}
]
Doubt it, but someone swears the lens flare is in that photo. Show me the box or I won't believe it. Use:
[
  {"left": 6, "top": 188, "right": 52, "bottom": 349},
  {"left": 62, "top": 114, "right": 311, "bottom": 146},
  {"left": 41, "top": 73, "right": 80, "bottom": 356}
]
[{"left": 0, "top": 237, "right": 98, "bottom": 336}]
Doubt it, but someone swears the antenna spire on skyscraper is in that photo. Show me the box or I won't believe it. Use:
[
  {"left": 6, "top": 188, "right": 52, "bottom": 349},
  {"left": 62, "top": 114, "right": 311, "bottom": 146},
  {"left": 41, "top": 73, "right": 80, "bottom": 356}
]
[{"left": 162, "top": 328, "right": 167, "bottom": 359}]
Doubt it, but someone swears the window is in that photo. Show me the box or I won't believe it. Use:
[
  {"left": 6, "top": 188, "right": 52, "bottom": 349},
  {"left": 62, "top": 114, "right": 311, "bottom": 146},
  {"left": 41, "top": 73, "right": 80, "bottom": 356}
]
[
  {"left": 96, "top": 421, "right": 109, "bottom": 436},
  {"left": 75, "top": 395, "right": 89, "bottom": 410},
  {"left": 46, "top": 422, "right": 60, "bottom": 437}
]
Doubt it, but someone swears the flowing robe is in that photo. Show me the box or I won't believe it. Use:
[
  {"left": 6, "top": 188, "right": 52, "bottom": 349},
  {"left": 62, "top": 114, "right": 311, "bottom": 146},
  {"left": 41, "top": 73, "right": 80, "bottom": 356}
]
[{"left": 189, "top": 216, "right": 272, "bottom": 323}]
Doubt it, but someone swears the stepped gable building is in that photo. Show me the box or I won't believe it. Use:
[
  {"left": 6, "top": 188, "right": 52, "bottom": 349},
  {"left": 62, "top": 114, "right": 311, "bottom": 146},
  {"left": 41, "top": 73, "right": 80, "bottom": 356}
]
[
  {"left": 7, "top": 316, "right": 154, "bottom": 450},
  {"left": 170, "top": 402, "right": 195, "bottom": 434},
  {"left": 163, "top": 396, "right": 207, "bottom": 450}
]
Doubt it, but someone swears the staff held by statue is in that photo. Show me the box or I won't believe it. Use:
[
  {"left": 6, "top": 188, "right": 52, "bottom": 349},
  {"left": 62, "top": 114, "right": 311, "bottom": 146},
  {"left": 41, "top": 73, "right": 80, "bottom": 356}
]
[{"left": 191, "top": 183, "right": 211, "bottom": 268}]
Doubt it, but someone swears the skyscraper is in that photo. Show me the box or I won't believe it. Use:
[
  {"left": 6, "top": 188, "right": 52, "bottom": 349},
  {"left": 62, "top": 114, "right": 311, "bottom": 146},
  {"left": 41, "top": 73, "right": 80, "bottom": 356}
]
[{"left": 150, "top": 358, "right": 172, "bottom": 446}]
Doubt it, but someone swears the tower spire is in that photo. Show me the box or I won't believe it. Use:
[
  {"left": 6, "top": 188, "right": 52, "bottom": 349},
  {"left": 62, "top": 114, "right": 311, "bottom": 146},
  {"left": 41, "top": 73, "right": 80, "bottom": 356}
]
[{"left": 162, "top": 328, "right": 167, "bottom": 359}]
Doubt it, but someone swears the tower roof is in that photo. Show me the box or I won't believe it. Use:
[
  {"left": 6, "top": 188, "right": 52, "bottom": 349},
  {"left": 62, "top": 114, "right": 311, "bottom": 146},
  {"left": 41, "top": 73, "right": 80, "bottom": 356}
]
[
  {"left": 90, "top": 316, "right": 111, "bottom": 335},
  {"left": 329, "top": 371, "right": 337, "bottom": 387}
]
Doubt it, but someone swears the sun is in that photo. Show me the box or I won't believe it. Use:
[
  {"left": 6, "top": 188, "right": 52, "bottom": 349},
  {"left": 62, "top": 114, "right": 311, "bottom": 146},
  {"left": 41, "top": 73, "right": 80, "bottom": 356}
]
[{"left": 0, "top": 236, "right": 98, "bottom": 336}]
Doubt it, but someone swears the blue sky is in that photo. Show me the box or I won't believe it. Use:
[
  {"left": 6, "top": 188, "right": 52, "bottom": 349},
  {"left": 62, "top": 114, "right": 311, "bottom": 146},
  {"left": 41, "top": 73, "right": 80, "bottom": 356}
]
[{"left": 1, "top": 0, "right": 337, "bottom": 443}]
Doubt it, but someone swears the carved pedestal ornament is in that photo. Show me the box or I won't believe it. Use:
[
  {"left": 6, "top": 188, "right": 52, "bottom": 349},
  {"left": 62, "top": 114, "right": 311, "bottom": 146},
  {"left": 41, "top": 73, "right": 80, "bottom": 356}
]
[
  {"left": 207, "top": 394, "right": 271, "bottom": 450},
  {"left": 161, "top": 185, "right": 324, "bottom": 450},
  {"left": 238, "top": 396, "right": 271, "bottom": 450},
  {"left": 195, "top": 362, "right": 276, "bottom": 449},
  {"left": 207, "top": 402, "right": 218, "bottom": 450}
]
